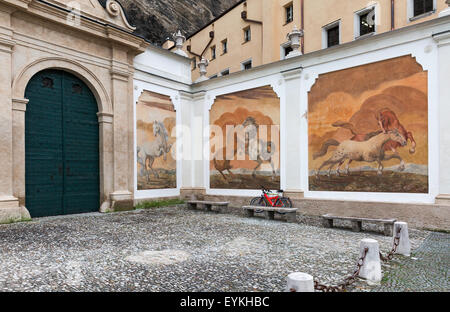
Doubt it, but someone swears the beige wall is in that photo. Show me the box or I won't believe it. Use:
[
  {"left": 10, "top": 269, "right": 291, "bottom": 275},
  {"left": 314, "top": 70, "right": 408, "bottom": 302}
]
[
  {"left": 304, "top": 0, "right": 448, "bottom": 53},
  {"left": 186, "top": 0, "right": 263, "bottom": 79},
  {"left": 180, "top": 0, "right": 448, "bottom": 81}
]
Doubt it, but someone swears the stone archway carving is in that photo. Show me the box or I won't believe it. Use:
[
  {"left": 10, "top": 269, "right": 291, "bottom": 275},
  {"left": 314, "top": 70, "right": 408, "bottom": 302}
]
[{"left": 12, "top": 57, "right": 112, "bottom": 113}]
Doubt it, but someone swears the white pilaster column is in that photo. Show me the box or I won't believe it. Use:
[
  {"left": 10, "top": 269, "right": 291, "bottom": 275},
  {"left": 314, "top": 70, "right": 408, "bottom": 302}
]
[
  {"left": 178, "top": 91, "right": 207, "bottom": 198},
  {"left": 179, "top": 91, "right": 194, "bottom": 192},
  {"left": 192, "top": 92, "right": 207, "bottom": 190},
  {"left": 281, "top": 68, "right": 304, "bottom": 200},
  {"left": 434, "top": 31, "right": 450, "bottom": 205}
]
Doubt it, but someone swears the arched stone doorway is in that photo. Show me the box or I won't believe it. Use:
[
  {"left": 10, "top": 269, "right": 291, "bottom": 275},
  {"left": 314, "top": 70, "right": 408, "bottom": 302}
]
[{"left": 24, "top": 69, "right": 100, "bottom": 217}]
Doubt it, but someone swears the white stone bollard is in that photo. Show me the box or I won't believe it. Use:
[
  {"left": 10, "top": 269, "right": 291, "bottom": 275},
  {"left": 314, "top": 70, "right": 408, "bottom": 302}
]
[
  {"left": 358, "top": 239, "right": 382, "bottom": 283},
  {"left": 394, "top": 222, "right": 411, "bottom": 257},
  {"left": 286, "top": 272, "right": 314, "bottom": 292}
]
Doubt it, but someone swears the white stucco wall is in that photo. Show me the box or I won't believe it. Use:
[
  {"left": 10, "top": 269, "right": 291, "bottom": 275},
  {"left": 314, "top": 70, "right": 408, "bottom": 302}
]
[
  {"left": 134, "top": 45, "right": 192, "bottom": 85},
  {"left": 133, "top": 16, "right": 450, "bottom": 206},
  {"left": 133, "top": 45, "right": 191, "bottom": 200}
]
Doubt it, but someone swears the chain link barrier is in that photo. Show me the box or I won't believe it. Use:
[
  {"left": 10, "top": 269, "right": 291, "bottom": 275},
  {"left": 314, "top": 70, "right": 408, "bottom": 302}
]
[
  {"left": 309, "top": 247, "right": 369, "bottom": 292},
  {"left": 309, "top": 227, "right": 403, "bottom": 292},
  {"left": 379, "top": 227, "right": 402, "bottom": 262}
]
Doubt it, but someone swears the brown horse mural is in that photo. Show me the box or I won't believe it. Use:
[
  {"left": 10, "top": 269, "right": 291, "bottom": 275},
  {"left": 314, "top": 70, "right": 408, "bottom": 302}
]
[{"left": 309, "top": 55, "right": 428, "bottom": 193}]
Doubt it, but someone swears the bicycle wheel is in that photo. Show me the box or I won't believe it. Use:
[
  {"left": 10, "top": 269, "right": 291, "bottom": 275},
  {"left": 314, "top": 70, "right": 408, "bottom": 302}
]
[
  {"left": 274, "top": 197, "right": 292, "bottom": 214},
  {"left": 280, "top": 197, "right": 293, "bottom": 208},
  {"left": 250, "top": 197, "right": 266, "bottom": 213}
]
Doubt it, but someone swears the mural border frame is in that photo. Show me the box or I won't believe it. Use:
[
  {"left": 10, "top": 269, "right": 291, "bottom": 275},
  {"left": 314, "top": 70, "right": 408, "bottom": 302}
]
[
  {"left": 203, "top": 75, "right": 286, "bottom": 197},
  {"left": 301, "top": 36, "right": 439, "bottom": 204},
  {"left": 133, "top": 78, "right": 182, "bottom": 200}
]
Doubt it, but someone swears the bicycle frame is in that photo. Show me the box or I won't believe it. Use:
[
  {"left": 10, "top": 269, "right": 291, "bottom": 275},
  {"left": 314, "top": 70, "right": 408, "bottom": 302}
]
[{"left": 262, "top": 191, "right": 283, "bottom": 207}]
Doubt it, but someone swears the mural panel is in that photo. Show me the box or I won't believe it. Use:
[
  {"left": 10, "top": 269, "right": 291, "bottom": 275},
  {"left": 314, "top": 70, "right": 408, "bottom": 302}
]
[
  {"left": 210, "top": 86, "right": 280, "bottom": 190},
  {"left": 308, "top": 55, "right": 429, "bottom": 193},
  {"left": 136, "top": 91, "right": 176, "bottom": 190}
]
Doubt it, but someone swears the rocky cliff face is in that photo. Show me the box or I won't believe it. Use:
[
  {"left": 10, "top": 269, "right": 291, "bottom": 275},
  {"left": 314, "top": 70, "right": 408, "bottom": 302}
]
[{"left": 117, "top": 0, "right": 242, "bottom": 46}]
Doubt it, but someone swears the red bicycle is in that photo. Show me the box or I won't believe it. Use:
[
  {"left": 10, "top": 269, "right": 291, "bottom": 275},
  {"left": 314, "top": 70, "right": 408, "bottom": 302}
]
[{"left": 250, "top": 186, "right": 292, "bottom": 213}]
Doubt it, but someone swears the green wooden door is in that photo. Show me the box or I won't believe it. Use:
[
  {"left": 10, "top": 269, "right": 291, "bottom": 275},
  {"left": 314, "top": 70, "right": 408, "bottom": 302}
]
[{"left": 25, "top": 69, "right": 100, "bottom": 217}]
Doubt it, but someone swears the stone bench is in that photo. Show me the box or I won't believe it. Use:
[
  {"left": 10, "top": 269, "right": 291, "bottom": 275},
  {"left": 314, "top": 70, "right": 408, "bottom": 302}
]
[
  {"left": 322, "top": 214, "right": 397, "bottom": 236},
  {"left": 187, "top": 201, "right": 229, "bottom": 213},
  {"left": 243, "top": 206, "right": 298, "bottom": 223}
]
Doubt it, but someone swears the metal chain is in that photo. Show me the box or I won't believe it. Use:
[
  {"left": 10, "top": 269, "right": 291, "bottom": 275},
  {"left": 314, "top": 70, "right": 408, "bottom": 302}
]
[
  {"left": 293, "top": 227, "right": 403, "bottom": 292},
  {"left": 379, "top": 227, "right": 402, "bottom": 262},
  {"left": 310, "top": 247, "right": 369, "bottom": 292}
]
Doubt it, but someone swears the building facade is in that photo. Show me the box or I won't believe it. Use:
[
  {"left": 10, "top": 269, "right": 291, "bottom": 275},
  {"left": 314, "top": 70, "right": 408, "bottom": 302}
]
[
  {"left": 0, "top": 0, "right": 449, "bottom": 231},
  {"left": 0, "top": 0, "right": 148, "bottom": 222},
  {"left": 170, "top": 0, "right": 449, "bottom": 81}
]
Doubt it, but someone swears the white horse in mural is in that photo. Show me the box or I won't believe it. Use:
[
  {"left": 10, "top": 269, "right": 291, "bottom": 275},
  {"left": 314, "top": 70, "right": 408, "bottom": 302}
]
[
  {"left": 137, "top": 121, "right": 172, "bottom": 181},
  {"left": 242, "top": 117, "right": 278, "bottom": 180},
  {"left": 211, "top": 117, "right": 278, "bottom": 181},
  {"left": 316, "top": 130, "right": 407, "bottom": 177}
]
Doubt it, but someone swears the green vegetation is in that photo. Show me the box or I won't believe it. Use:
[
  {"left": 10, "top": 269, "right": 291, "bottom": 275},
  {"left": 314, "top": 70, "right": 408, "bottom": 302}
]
[
  {"left": 422, "top": 228, "right": 450, "bottom": 234},
  {"left": 135, "top": 198, "right": 185, "bottom": 210},
  {"left": 0, "top": 217, "right": 32, "bottom": 225},
  {"left": 381, "top": 273, "right": 390, "bottom": 284}
]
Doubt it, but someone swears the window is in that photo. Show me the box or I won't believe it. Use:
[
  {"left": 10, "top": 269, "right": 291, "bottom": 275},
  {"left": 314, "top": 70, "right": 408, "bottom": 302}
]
[
  {"left": 210, "top": 46, "right": 216, "bottom": 60},
  {"left": 284, "top": 46, "right": 293, "bottom": 58},
  {"left": 326, "top": 25, "right": 340, "bottom": 47},
  {"left": 413, "top": 0, "right": 434, "bottom": 17},
  {"left": 221, "top": 69, "right": 230, "bottom": 76},
  {"left": 191, "top": 57, "right": 197, "bottom": 71},
  {"left": 210, "top": 74, "right": 218, "bottom": 79},
  {"left": 244, "top": 27, "right": 251, "bottom": 42},
  {"left": 322, "top": 20, "right": 341, "bottom": 48},
  {"left": 242, "top": 59, "right": 252, "bottom": 70},
  {"left": 359, "top": 9, "right": 375, "bottom": 36},
  {"left": 285, "top": 3, "right": 294, "bottom": 24},
  {"left": 408, "top": 0, "right": 435, "bottom": 21},
  {"left": 222, "top": 39, "right": 228, "bottom": 54}
]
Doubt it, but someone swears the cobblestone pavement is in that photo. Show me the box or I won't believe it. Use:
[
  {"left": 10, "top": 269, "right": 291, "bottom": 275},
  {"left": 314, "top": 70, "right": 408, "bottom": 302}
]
[
  {"left": 0, "top": 206, "right": 446, "bottom": 292},
  {"left": 371, "top": 232, "right": 449, "bottom": 292}
]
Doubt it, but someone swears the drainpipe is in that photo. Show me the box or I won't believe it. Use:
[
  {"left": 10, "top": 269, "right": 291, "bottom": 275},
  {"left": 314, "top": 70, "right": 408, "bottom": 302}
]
[
  {"left": 186, "top": 30, "right": 215, "bottom": 60},
  {"left": 391, "top": 0, "right": 395, "bottom": 31},
  {"left": 241, "top": 11, "right": 263, "bottom": 24},
  {"left": 200, "top": 31, "right": 215, "bottom": 57},
  {"left": 301, "top": 0, "right": 304, "bottom": 54}
]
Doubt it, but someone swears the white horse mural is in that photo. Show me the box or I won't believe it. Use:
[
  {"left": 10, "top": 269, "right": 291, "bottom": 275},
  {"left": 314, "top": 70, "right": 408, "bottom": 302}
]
[
  {"left": 137, "top": 121, "right": 172, "bottom": 182},
  {"left": 242, "top": 117, "right": 278, "bottom": 180},
  {"left": 316, "top": 130, "right": 407, "bottom": 177}
]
